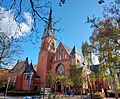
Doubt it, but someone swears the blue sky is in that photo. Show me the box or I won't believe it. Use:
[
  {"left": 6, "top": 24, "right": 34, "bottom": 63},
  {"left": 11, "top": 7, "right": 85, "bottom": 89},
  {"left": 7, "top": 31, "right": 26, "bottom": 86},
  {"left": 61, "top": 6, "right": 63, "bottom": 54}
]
[
  {"left": 1, "top": 0, "right": 113, "bottom": 66},
  {"left": 20, "top": 0, "right": 113, "bottom": 65}
]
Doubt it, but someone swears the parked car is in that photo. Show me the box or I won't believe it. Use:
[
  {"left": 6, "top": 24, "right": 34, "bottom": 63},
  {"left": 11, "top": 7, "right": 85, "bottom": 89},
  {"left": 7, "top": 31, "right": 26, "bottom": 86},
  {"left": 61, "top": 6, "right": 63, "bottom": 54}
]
[
  {"left": 32, "top": 96, "right": 39, "bottom": 99},
  {"left": 22, "top": 96, "right": 32, "bottom": 99},
  {"left": 40, "top": 88, "right": 51, "bottom": 95},
  {"left": 22, "top": 96, "right": 39, "bottom": 99},
  {"left": 67, "top": 89, "right": 77, "bottom": 95}
]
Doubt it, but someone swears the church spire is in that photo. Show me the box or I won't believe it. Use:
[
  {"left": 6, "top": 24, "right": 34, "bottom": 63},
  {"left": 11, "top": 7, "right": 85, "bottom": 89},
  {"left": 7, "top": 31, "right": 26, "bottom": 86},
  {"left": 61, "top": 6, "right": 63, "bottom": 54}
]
[{"left": 42, "top": 7, "right": 55, "bottom": 39}]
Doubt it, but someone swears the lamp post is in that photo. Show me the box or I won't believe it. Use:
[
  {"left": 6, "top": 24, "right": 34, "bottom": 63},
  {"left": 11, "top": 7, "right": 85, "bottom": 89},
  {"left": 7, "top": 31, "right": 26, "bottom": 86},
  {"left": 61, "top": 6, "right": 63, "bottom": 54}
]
[
  {"left": 4, "top": 70, "right": 10, "bottom": 99},
  {"left": 114, "top": 65, "right": 120, "bottom": 99},
  {"left": 5, "top": 76, "right": 10, "bottom": 99}
]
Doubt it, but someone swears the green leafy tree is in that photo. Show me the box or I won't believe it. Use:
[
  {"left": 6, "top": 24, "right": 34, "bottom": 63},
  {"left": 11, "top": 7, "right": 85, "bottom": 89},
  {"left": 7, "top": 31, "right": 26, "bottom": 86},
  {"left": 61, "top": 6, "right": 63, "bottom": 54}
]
[
  {"left": 83, "top": 1, "right": 120, "bottom": 94},
  {"left": 71, "top": 65, "right": 84, "bottom": 86},
  {"left": 82, "top": 41, "right": 90, "bottom": 57},
  {"left": 46, "top": 69, "right": 56, "bottom": 87},
  {"left": 69, "top": 65, "right": 85, "bottom": 93},
  {"left": 84, "top": 17, "right": 120, "bottom": 93},
  {"left": 82, "top": 41, "right": 93, "bottom": 69},
  {"left": 89, "top": 17, "right": 120, "bottom": 77},
  {"left": 60, "top": 75, "right": 74, "bottom": 92}
]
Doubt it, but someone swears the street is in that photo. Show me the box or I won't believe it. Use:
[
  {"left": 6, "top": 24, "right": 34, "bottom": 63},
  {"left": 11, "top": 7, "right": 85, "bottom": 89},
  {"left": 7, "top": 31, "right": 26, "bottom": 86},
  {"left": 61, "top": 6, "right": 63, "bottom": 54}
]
[{"left": 0, "top": 95, "right": 120, "bottom": 99}]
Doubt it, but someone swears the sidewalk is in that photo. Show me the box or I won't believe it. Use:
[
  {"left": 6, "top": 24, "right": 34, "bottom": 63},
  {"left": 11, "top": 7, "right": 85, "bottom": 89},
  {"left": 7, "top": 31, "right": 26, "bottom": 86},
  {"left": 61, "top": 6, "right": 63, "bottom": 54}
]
[{"left": 50, "top": 94, "right": 120, "bottom": 99}]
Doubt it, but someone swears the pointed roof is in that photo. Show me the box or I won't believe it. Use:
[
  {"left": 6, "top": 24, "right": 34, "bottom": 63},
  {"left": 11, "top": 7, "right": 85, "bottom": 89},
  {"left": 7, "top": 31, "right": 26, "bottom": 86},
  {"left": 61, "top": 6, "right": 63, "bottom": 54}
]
[
  {"left": 42, "top": 7, "right": 56, "bottom": 39},
  {"left": 24, "top": 62, "right": 35, "bottom": 73},
  {"left": 70, "top": 46, "right": 79, "bottom": 56},
  {"left": 34, "top": 72, "right": 40, "bottom": 78},
  {"left": 23, "top": 62, "right": 40, "bottom": 78},
  {"left": 10, "top": 57, "right": 28, "bottom": 73}
]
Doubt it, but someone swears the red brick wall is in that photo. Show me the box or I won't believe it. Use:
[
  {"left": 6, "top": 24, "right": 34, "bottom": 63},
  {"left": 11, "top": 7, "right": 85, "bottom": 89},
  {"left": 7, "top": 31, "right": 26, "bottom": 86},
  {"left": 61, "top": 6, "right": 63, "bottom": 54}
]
[
  {"left": 22, "top": 73, "right": 29, "bottom": 90},
  {"left": 15, "top": 75, "right": 23, "bottom": 90},
  {"left": 37, "top": 36, "right": 56, "bottom": 89},
  {"left": 37, "top": 50, "right": 49, "bottom": 88}
]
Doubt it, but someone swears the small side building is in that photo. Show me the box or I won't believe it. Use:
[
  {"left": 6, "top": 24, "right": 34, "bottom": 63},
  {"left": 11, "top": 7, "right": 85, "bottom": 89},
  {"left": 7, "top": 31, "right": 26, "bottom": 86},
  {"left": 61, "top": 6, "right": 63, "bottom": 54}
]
[
  {"left": 10, "top": 57, "right": 40, "bottom": 91},
  {"left": 22, "top": 62, "right": 40, "bottom": 90}
]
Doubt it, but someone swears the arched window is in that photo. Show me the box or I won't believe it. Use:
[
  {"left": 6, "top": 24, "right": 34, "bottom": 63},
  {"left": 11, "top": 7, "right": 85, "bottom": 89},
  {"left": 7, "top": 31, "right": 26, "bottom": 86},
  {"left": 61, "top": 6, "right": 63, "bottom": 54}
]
[
  {"left": 24, "top": 74, "right": 27, "bottom": 79},
  {"left": 50, "top": 42, "right": 55, "bottom": 50},
  {"left": 65, "top": 54, "right": 66, "bottom": 59},
  {"left": 56, "top": 63, "right": 65, "bottom": 75},
  {"left": 54, "top": 56, "right": 56, "bottom": 61}
]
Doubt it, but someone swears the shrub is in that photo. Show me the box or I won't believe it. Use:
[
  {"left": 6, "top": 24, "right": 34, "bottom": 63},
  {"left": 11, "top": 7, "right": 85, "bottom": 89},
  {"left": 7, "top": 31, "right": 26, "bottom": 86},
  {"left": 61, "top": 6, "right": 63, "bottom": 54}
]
[{"left": 7, "top": 90, "right": 40, "bottom": 96}]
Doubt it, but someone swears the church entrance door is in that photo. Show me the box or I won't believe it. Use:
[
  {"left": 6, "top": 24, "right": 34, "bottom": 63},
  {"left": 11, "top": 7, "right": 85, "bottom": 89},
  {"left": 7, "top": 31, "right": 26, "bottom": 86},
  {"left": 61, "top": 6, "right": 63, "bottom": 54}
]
[{"left": 56, "top": 81, "right": 61, "bottom": 92}]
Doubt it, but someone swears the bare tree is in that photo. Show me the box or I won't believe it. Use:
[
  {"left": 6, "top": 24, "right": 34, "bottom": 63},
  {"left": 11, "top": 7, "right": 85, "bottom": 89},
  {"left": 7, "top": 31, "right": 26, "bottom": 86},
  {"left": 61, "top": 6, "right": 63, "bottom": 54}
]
[
  {"left": 0, "top": 32, "right": 22, "bottom": 67},
  {"left": 0, "top": 1, "right": 62, "bottom": 34},
  {"left": 0, "top": 0, "right": 64, "bottom": 67}
]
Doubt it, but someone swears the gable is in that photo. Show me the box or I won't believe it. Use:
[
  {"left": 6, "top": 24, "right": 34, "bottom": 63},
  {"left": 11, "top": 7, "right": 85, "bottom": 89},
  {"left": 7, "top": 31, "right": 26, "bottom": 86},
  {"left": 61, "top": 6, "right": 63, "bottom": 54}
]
[{"left": 52, "top": 42, "right": 70, "bottom": 62}]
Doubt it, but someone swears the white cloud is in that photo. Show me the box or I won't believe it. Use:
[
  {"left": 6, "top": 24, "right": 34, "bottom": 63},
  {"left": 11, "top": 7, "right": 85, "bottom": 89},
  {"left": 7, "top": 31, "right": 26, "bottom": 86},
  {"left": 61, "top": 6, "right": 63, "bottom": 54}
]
[{"left": 0, "top": 6, "right": 33, "bottom": 38}]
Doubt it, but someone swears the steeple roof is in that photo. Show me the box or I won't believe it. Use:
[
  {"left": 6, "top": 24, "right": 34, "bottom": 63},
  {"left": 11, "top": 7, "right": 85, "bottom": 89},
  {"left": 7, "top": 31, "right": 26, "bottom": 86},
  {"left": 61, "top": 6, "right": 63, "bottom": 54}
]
[
  {"left": 23, "top": 62, "right": 40, "bottom": 78},
  {"left": 24, "top": 62, "right": 35, "bottom": 73},
  {"left": 62, "top": 43, "right": 80, "bottom": 56},
  {"left": 10, "top": 57, "right": 28, "bottom": 73},
  {"left": 70, "top": 46, "right": 79, "bottom": 56},
  {"left": 42, "top": 7, "right": 56, "bottom": 39}
]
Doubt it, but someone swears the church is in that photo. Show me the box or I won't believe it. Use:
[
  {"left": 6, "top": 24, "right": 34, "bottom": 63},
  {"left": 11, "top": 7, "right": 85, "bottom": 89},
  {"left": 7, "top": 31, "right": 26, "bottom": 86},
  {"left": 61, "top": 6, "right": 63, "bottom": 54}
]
[
  {"left": 37, "top": 8, "right": 90, "bottom": 92},
  {"left": 8, "top": 8, "right": 90, "bottom": 92},
  {"left": 4, "top": 7, "right": 117, "bottom": 93}
]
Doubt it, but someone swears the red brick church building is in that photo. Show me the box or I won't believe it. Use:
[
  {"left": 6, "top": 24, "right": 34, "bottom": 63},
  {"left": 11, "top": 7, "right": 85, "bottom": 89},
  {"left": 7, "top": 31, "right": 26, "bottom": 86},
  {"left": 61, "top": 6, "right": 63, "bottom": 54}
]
[
  {"left": 8, "top": 8, "right": 115, "bottom": 93},
  {"left": 37, "top": 8, "right": 89, "bottom": 92},
  {"left": 9, "top": 8, "right": 89, "bottom": 92}
]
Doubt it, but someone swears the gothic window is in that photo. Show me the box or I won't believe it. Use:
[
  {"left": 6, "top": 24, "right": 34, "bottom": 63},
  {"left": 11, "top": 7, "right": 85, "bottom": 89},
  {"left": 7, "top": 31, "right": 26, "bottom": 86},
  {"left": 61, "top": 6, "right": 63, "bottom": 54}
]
[
  {"left": 58, "top": 52, "right": 59, "bottom": 61},
  {"left": 62, "top": 51, "right": 64, "bottom": 60},
  {"left": 42, "top": 52, "right": 44, "bottom": 60},
  {"left": 55, "top": 56, "right": 56, "bottom": 61},
  {"left": 50, "top": 42, "right": 55, "bottom": 50},
  {"left": 24, "top": 74, "right": 27, "bottom": 79},
  {"left": 41, "top": 40, "right": 48, "bottom": 50},
  {"left": 60, "top": 55, "right": 61, "bottom": 60},
  {"left": 60, "top": 48, "right": 64, "bottom": 54},
  {"left": 71, "top": 59, "right": 75, "bottom": 65},
  {"left": 60, "top": 48, "right": 62, "bottom": 53},
  {"left": 65, "top": 54, "right": 66, "bottom": 59},
  {"left": 56, "top": 64, "right": 65, "bottom": 75}
]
